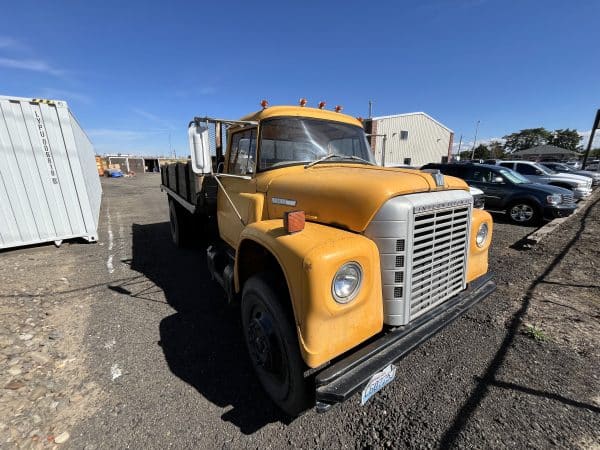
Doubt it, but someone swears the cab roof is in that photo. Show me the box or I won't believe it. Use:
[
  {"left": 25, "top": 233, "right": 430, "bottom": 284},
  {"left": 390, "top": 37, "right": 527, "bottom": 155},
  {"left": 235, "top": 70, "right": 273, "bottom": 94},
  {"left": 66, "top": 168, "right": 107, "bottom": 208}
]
[{"left": 239, "top": 105, "right": 363, "bottom": 128}]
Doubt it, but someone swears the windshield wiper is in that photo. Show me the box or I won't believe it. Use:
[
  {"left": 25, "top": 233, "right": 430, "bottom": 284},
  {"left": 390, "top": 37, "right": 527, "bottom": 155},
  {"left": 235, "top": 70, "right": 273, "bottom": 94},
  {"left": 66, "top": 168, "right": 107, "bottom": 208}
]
[{"left": 304, "top": 154, "right": 375, "bottom": 169}]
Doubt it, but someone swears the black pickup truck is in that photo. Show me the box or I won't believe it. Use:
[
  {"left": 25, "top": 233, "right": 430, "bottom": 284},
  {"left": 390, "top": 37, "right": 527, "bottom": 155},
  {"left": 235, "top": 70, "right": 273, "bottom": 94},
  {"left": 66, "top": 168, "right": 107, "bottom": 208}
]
[{"left": 421, "top": 163, "right": 577, "bottom": 225}]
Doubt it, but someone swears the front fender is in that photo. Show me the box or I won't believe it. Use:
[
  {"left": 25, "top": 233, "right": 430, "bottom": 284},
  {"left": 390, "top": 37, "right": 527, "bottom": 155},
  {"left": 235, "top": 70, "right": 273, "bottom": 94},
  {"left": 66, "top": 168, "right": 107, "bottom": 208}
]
[{"left": 237, "top": 220, "right": 383, "bottom": 368}]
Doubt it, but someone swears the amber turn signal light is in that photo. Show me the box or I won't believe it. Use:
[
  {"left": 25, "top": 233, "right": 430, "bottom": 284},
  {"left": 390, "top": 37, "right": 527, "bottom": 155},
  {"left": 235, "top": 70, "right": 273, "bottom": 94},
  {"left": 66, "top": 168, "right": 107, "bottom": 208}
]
[{"left": 284, "top": 210, "right": 305, "bottom": 234}]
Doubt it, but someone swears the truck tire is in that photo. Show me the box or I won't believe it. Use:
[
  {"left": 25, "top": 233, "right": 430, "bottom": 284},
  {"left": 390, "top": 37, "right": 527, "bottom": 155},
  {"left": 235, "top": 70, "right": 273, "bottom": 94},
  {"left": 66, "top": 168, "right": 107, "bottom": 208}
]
[
  {"left": 507, "top": 200, "right": 540, "bottom": 225},
  {"left": 169, "top": 198, "right": 191, "bottom": 247},
  {"left": 241, "top": 273, "right": 313, "bottom": 416}
]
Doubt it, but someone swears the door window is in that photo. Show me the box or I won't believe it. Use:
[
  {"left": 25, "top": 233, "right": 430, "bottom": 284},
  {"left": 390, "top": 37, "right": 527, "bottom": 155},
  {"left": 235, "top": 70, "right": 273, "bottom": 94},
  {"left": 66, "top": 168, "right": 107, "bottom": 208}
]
[
  {"left": 516, "top": 163, "right": 537, "bottom": 175},
  {"left": 228, "top": 129, "right": 257, "bottom": 175},
  {"left": 467, "top": 167, "right": 494, "bottom": 183}
]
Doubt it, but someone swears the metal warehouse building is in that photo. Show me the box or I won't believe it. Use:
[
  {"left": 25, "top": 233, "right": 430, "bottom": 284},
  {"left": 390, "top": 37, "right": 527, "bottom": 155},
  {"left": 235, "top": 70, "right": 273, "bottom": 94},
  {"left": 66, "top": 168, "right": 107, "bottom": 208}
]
[{"left": 365, "top": 112, "right": 454, "bottom": 167}]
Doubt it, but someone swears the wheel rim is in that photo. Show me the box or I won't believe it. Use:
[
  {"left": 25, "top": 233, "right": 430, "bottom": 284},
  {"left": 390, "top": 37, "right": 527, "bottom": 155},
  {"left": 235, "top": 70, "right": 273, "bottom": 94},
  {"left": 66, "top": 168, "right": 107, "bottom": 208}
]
[
  {"left": 246, "top": 304, "right": 287, "bottom": 384},
  {"left": 510, "top": 204, "right": 534, "bottom": 222}
]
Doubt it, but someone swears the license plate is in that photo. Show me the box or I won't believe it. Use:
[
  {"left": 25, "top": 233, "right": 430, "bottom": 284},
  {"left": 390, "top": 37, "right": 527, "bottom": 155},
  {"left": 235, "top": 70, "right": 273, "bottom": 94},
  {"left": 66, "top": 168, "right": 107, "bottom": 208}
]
[{"left": 361, "top": 364, "right": 397, "bottom": 405}]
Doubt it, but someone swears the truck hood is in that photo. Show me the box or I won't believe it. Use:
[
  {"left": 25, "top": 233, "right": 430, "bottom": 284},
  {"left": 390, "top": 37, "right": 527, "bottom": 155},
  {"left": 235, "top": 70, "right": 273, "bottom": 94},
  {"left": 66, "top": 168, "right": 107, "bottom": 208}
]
[
  {"left": 262, "top": 164, "right": 469, "bottom": 232},
  {"left": 544, "top": 173, "right": 591, "bottom": 185}
]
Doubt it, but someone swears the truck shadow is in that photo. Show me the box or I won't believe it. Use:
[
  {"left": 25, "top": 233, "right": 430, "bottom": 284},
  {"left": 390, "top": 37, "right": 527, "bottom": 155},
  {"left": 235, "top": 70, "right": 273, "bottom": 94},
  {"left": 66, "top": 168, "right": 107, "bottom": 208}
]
[{"left": 129, "top": 221, "right": 288, "bottom": 434}]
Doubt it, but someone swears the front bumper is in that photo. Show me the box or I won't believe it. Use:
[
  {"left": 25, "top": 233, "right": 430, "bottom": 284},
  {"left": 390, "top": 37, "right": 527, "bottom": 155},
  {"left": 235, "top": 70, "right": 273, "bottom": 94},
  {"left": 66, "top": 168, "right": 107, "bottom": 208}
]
[
  {"left": 314, "top": 273, "right": 496, "bottom": 412},
  {"left": 573, "top": 187, "right": 592, "bottom": 199},
  {"left": 543, "top": 204, "right": 577, "bottom": 220}
]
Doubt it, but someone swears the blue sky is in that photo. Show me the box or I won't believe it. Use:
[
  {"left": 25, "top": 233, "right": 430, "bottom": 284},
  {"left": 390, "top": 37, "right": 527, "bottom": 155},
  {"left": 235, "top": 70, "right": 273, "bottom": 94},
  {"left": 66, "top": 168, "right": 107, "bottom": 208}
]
[{"left": 1, "top": 0, "right": 599, "bottom": 156}]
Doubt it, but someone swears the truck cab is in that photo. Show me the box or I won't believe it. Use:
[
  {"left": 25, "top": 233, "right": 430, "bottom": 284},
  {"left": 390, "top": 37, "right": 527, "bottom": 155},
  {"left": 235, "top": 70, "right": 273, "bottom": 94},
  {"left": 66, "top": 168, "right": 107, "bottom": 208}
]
[{"left": 161, "top": 103, "right": 496, "bottom": 415}]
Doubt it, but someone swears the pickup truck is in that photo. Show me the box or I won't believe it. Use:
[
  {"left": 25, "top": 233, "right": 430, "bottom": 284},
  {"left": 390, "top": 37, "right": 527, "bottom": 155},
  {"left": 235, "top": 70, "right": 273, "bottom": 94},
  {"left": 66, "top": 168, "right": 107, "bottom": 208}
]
[
  {"left": 422, "top": 163, "right": 577, "bottom": 225},
  {"left": 495, "top": 161, "right": 592, "bottom": 199},
  {"left": 160, "top": 102, "right": 496, "bottom": 415}
]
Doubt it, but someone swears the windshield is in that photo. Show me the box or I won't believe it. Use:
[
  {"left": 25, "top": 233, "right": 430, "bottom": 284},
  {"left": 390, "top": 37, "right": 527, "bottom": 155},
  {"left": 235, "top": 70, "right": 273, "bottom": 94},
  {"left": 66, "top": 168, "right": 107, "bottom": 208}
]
[
  {"left": 499, "top": 168, "right": 530, "bottom": 184},
  {"left": 258, "top": 117, "right": 374, "bottom": 170},
  {"left": 553, "top": 163, "right": 573, "bottom": 172},
  {"left": 534, "top": 163, "right": 556, "bottom": 175}
]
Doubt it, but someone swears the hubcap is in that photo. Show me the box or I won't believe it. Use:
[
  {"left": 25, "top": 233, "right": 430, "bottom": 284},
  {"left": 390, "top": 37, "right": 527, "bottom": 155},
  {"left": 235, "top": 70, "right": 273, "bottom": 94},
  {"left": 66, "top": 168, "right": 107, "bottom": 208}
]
[{"left": 510, "top": 204, "right": 534, "bottom": 222}]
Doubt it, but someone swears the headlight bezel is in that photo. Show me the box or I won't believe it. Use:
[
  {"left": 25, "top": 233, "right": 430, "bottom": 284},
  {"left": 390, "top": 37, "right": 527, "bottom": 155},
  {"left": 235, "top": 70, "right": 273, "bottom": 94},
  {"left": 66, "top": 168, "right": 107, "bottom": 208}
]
[
  {"left": 332, "top": 261, "right": 363, "bottom": 304},
  {"left": 475, "top": 222, "right": 489, "bottom": 248}
]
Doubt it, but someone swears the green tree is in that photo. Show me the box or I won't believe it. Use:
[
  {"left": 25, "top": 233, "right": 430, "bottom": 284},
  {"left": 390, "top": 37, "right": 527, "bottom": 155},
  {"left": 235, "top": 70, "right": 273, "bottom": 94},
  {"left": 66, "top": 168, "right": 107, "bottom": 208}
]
[
  {"left": 502, "top": 128, "right": 553, "bottom": 153},
  {"left": 472, "top": 144, "right": 490, "bottom": 159},
  {"left": 488, "top": 140, "right": 506, "bottom": 159},
  {"left": 549, "top": 129, "right": 582, "bottom": 151}
]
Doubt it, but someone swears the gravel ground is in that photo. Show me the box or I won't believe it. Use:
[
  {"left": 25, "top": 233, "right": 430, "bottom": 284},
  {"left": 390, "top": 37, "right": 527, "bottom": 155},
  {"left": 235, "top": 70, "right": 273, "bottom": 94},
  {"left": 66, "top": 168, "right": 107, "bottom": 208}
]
[{"left": 1, "top": 174, "right": 598, "bottom": 449}]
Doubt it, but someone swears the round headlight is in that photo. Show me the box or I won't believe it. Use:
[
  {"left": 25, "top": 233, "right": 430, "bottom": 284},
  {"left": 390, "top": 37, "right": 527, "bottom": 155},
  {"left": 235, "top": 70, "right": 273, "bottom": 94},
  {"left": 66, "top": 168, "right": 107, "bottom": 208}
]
[
  {"left": 332, "top": 262, "right": 362, "bottom": 304},
  {"left": 476, "top": 223, "right": 489, "bottom": 248}
]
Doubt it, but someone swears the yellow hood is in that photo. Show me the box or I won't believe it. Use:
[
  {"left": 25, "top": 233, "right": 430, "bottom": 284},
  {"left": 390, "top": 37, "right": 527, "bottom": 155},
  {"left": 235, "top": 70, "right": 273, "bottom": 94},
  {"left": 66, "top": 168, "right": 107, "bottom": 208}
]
[{"left": 262, "top": 164, "right": 469, "bottom": 232}]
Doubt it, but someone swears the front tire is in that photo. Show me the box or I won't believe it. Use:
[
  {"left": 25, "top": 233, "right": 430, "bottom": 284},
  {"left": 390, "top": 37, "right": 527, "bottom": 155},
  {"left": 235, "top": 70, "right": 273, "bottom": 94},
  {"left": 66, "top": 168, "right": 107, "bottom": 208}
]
[
  {"left": 507, "top": 201, "right": 540, "bottom": 225},
  {"left": 241, "top": 273, "right": 313, "bottom": 416}
]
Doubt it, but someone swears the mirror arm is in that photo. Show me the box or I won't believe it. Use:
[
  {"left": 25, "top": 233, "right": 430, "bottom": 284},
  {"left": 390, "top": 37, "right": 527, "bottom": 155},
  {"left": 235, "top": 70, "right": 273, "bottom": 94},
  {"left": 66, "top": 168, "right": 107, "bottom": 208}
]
[{"left": 211, "top": 174, "right": 246, "bottom": 226}]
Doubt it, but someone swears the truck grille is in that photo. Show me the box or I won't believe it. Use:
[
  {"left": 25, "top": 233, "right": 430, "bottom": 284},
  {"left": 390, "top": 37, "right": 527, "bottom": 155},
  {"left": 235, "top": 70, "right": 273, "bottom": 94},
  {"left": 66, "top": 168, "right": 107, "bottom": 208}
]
[
  {"left": 409, "top": 206, "right": 469, "bottom": 319},
  {"left": 364, "top": 191, "right": 473, "bottom": 326},
  {"left": 561, "top": 193, "right": 575, "bottom": 205}
]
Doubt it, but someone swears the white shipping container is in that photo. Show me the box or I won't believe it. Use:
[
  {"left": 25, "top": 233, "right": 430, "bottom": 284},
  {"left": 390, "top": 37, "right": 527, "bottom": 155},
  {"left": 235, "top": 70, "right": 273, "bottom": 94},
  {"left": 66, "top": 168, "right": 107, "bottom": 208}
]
[{"left": 0, "top": 95, "right": 102, "bottom": 249}]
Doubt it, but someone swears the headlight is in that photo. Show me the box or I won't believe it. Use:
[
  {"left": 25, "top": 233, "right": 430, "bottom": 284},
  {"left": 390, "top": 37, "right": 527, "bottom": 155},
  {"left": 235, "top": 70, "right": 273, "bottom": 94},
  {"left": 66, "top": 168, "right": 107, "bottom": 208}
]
[
  {"left": 546, "top": 194, "right": 562, "bottom": 205},
  {"left": 476, "top": 223, "right": 489, "bottom": 248},
  {"left": 332, "top": 262, "right": 362, "bottom": 304}
]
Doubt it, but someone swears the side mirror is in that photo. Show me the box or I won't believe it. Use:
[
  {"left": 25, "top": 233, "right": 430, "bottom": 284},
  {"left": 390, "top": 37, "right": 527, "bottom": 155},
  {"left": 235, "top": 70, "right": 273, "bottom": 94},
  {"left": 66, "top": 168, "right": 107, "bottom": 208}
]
[
  {"left": 188, "top": 123, "right": 213, "bottom": 175},
  {"left": 492, "top": 176, "right": 504, "bottom": 184}
]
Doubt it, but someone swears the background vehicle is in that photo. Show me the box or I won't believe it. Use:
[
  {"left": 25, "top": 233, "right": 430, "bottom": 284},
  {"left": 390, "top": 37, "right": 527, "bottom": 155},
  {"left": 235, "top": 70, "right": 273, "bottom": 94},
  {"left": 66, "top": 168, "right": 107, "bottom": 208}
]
[
  {"left": 469, "top": 186, "right": 485, "bottom": 209},
  {"left": 495, "top": 161, "right": 592, "bottom": 199},
  {"left": 160, "top": 103, "right": 495, "bottom": 415},
  {"left": 539, "top": 162, "right": 600, "bottom": 186},
  {"left": 422, "top": 163, "right": 577, "bottom": 225}
]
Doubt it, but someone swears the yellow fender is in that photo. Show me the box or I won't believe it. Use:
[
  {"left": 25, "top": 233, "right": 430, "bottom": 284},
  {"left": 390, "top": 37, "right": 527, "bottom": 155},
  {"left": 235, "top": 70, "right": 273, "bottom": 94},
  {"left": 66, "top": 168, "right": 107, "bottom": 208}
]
[
  {"left": 467, "top": 208, "right": 493, "bottom": 282},
  {"left": 236, "top": 220, "right": 383, "bottom": 368}
]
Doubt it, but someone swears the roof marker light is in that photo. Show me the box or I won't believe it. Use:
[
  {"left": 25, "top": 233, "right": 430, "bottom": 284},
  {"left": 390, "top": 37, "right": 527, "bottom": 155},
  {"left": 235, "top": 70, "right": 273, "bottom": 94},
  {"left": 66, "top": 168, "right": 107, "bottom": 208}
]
[
  {"left": 335, "top": 105, "right": 343, "bottom": 113},
  {"left": 261, "top": 99, "right": 269, "bottom": 109},
  {"left": 318, "top": 101, "right": 326, "bottom": 109},
  {"left": 299, "top": 98, "right": 307, "bottom": 107}
]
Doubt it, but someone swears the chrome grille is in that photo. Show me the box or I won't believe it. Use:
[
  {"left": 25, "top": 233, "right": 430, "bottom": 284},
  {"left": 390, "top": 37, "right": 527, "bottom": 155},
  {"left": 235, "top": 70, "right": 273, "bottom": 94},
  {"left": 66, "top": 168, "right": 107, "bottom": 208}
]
[
  {"left": 561, "top": 193, "right": 575, "bottom": 205},
  {"left": 409, "top": 206, "right": 470, "bottom": 319}
]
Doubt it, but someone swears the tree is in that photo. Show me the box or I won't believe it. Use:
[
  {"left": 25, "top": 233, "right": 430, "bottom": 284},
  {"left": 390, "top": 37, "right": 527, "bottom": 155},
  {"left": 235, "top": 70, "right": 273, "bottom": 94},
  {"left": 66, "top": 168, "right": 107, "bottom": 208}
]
[
  {"left": 488, "top": 140, "right": 506, "bottom": 159},
  {"left": 549, "top": 129, "right": 582, "bottom": 151},
  {"left": 502, "top": 128, "right": 553, "bottom": 153},
  {"left": 472, "top": 144, "right": 490, "bottom": 160}
]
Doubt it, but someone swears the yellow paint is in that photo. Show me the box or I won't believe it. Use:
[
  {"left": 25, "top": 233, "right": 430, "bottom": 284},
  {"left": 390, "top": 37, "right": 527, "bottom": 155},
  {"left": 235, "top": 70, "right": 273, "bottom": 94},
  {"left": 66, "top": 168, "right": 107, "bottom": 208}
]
[
  {"left": 238, "top": 221, "right": 383, "bottom": 368},
  {"left": 466, "top": 208, "right": 493, "bottom": 282},
  {"left": 214, "top": 105, "right": 492, "bottom": 367}
]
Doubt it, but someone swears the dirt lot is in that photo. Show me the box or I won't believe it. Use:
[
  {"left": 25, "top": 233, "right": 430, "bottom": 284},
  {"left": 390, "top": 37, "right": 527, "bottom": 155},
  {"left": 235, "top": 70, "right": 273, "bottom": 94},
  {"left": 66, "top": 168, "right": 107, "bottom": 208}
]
[{"left": 1, "top": 174, "right": 598, "bottom": 449}]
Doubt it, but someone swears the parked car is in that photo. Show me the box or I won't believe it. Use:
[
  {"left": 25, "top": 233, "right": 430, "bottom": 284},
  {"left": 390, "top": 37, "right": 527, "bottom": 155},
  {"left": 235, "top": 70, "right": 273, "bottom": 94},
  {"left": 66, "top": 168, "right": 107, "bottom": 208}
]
[
  {"left": 539, "top": 162, "right": 600, "bottom": 186},
  {"left": 469, "top": 186, "right": 485, "bottom": 209},
  {"left": 564, "top": 160, "right": 581, "bottom": 169},
  {"left": 494, "top": 161, "right": 592, "bottom": 199},
  {"left": 421, "top": 163, "right": 577, "bottom": 225}
]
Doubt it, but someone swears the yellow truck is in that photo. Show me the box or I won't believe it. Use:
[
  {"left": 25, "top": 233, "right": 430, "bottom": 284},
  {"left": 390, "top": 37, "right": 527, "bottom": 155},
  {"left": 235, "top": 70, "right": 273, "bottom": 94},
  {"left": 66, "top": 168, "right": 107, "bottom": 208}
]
[{"left": 160, "top": 102, "right": 496, "bottom": 415}]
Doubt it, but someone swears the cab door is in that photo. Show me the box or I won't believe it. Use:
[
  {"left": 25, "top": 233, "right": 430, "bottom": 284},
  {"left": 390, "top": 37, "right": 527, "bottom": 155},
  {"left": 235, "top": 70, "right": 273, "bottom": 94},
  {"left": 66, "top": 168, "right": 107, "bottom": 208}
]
[
  {"left": 465, "top": 166, "right": 504, "bottom": 209},
  {"left": 217, "top": 127, "right": 263, "bottom": 248}
]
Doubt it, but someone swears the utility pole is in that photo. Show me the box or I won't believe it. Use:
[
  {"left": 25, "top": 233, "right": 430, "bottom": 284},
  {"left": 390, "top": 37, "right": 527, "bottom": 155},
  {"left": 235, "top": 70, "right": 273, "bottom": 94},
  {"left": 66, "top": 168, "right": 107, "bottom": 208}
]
[
  {"left": 582, "top": 109, "right": 600, "bottom": 170},
  {"left": 456, "top": 134, "right": 463, "bottom": 160},
  {"left": 368, "top": 100, "right": 373, "bottom": 119},
  {"left": 470, "top": 120, "right": 480, "bottom": 160}
]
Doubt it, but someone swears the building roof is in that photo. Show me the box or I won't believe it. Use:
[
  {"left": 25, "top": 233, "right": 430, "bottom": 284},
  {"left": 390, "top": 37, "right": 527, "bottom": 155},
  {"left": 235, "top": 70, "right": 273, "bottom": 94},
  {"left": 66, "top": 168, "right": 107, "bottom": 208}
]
[
  {"left": 513, "top": 145, "right": 581, "bottom": 156},
  {"left": 369, "top": 112, "right": 453, "bottom": 133}
]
